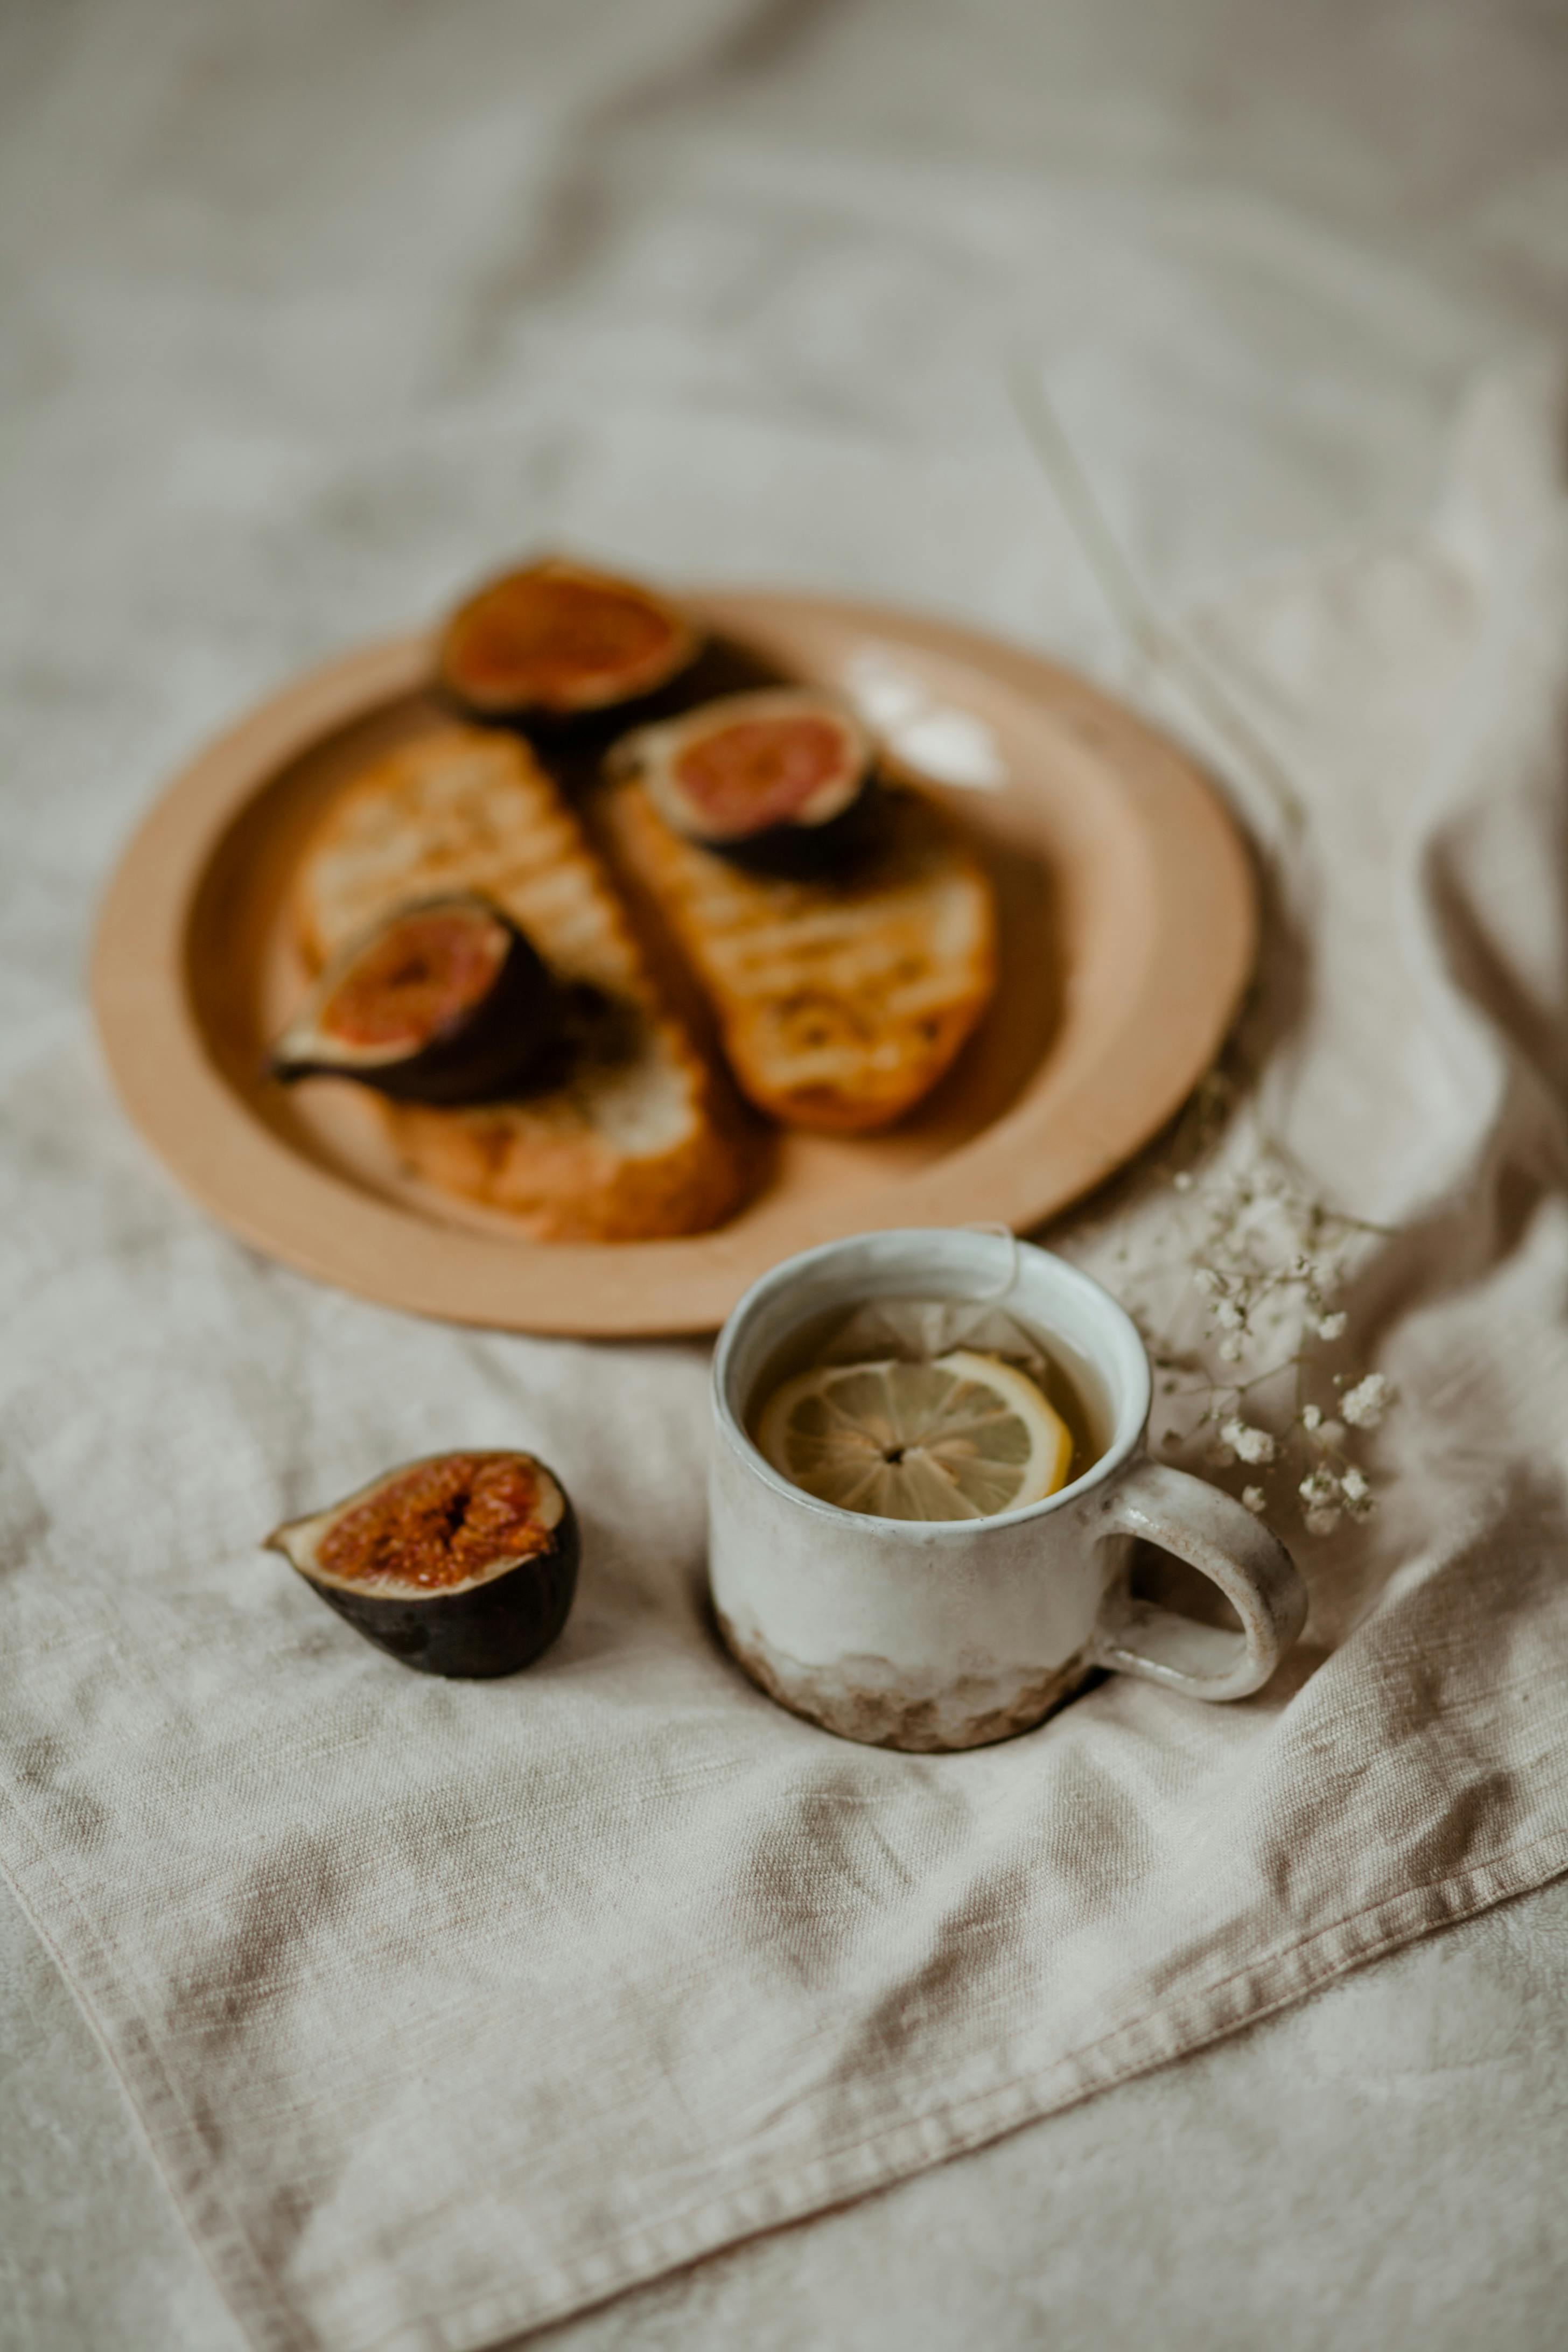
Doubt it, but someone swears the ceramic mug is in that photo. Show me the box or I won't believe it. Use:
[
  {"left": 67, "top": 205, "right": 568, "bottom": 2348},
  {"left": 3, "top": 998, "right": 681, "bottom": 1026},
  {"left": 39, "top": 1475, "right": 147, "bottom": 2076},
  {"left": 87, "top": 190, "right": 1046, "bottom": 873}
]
[{"left": 709, "top": 1228, "right": 1307, "bottom": 1752}]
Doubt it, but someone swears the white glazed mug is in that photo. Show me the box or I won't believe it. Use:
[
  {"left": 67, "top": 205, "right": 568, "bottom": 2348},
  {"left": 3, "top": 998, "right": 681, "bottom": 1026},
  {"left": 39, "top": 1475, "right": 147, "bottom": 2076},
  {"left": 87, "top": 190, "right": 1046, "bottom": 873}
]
[{"left": 709, "top": 1228, "right": 1308, "bottom": 1752}]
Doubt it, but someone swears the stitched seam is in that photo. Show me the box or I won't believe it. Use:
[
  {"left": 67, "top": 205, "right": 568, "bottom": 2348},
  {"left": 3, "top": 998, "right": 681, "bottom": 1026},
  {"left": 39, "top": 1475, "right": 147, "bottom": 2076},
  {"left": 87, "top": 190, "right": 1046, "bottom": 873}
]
[
  {"left": 0, "top": 1775, "right": 299, "bottom": 2352},
  {"left": 6, "top": 1753, "right": 1566, "bottom": 2352},
  {"left": 355, "top": 1825, "right": 1568, "bottom": 2352}
]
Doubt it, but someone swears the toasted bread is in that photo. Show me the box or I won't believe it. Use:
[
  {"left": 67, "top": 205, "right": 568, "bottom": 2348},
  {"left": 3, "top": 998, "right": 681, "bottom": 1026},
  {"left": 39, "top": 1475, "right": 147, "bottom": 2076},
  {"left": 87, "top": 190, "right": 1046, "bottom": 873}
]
[
  {"left": 597, "top": 779, "right": 998, "bottom": 1131},
  {"left": 290, "top": 725, "right": 748, "bottom": 1240}
]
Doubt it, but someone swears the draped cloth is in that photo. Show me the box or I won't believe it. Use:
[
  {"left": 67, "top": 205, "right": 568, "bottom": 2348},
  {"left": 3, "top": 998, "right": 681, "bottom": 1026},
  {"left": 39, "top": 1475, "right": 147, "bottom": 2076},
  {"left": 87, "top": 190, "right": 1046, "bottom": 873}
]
[{"left": 3, "top": 5, "right": 1567, "bottom": 2347}]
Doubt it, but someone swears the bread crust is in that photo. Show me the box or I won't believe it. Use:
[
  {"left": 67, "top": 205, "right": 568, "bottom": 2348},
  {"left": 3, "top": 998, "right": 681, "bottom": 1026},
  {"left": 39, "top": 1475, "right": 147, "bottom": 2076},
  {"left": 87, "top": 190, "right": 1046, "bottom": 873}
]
[
  {"left": 289, "top": 725, "right": 748, "bottom": 1240},
  {"left": 598, "top": 780, "right": 998, "bottom": 1131}
]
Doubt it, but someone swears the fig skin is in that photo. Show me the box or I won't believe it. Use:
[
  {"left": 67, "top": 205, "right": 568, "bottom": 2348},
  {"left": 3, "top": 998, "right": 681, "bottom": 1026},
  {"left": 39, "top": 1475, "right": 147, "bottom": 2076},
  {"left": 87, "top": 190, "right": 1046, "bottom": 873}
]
[
  {"left": 696, "top": 779, "right": 881, "bottom": 880},
  {"left": 267, "top": 1451, "right": 580, "bottom": 1680},
  {"left": 438, "top": 556, "right": 701, "bottom": 727},
  {"left": 608, "top": 689, "right": 878, "bottom": 878},
  {"left": 270, "top": 894, "right": 562, "bottom": 1107}
]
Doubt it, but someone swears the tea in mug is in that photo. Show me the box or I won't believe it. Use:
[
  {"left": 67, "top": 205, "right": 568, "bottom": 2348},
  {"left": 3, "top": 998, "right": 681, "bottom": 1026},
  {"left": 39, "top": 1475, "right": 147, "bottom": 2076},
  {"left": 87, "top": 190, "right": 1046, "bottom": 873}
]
[{"left": 748, "top": 1294, "right": 1108, "bottom": 1522}]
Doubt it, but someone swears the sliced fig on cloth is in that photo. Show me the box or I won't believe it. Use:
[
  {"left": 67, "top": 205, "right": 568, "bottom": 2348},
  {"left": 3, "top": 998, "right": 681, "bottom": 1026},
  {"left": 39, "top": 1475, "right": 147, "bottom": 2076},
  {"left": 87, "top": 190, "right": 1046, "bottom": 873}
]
[
  {"left": 270, "top": 894, "right": 559, "bottom": 1104},
  {"left": 608, "top": 688, "right": 875, "bottom": 874},
  {"left": 438, "top": 557, "right": 700, "bottom": 723},
  {"left": 267, "top": 1451, "right": 579, "bottom": 1678}
]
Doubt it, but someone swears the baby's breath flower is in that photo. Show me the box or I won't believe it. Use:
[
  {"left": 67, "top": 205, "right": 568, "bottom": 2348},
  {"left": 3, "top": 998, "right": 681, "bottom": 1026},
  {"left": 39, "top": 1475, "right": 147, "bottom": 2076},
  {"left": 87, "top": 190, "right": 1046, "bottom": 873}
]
[
  {"left": 1340, "top": 1465, "right": 1375, "bottom": 1518},
  {"left": 1341, "top": 1374, "right": 1391, "bottom": 1430},
  {"left": 1220, "top": 1417, "right": 1276, "bottom": 1465},
  {"left": 1128, "top": 1126, "right": 1396, "bottom": 1531},
  {"left": 1300, "top": 1465, "right": 1345, "bottom": 1535}
]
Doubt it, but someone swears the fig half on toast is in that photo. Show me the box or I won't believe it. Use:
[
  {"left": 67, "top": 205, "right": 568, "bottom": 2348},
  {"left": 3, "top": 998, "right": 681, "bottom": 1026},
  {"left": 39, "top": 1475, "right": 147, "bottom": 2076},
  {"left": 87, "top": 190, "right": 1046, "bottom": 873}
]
[
  {"left": 286, "top": 724, "right": 753, "bottom": 1240},
  {"left": 438, "top": 557, "right": 699, "bottom": 724},
  {"left": 609, "top": 688, "right": 875, "bottom": 875},
  {"left": 267, "top": 1450, "right": 579, "bottom": 1678},
  {"left": 270, "top": 893, "right": 559, "bottom": 1105}
]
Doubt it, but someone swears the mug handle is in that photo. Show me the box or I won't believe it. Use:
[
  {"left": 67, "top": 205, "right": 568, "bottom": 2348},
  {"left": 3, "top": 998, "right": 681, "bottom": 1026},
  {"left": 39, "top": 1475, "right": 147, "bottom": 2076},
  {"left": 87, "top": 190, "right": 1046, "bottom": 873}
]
[{"left": 1089, "top": 1461, "right": 1308, "bottom": 1702}]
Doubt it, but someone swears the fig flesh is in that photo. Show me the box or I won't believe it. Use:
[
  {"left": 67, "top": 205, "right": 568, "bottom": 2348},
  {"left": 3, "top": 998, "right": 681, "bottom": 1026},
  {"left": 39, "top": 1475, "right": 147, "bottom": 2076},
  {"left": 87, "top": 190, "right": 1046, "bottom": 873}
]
[
  {"left": 438, "top": 557, "right": 699, "bottom": 723},
  {"left": 609, "top": 689, "right": 874, "bottom": 874},
  {"left": 271, "top": 894, "right": 559, "bottom": 1105},
  {"left": 267, "top": 1450, "right": 579, "bottom": 1678}
]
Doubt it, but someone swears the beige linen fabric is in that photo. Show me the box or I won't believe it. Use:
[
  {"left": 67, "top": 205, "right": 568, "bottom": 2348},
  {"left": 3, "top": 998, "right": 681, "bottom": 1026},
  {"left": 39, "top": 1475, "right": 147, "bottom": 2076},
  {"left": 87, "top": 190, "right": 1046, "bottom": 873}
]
[
  {"left": 3, "top": 361, "right": 1568, "bottom": 2351},
  {"left": 6, "top": 4, "right": 1568, "bottom": 2347}
]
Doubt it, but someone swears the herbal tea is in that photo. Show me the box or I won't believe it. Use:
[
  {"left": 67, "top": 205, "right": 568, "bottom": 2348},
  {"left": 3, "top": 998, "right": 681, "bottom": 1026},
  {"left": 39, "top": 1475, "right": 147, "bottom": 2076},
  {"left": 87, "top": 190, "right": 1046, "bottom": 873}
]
[{"left": 747, "top": 1294, "right": 1109, "bottom": 1522}]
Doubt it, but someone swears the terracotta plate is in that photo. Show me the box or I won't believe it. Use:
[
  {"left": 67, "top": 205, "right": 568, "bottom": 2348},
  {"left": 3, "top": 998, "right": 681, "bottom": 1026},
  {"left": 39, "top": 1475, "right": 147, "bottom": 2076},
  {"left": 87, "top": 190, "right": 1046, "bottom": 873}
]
[{"left": 92, "top": 593, "right": 1255, "bottom": 1336}]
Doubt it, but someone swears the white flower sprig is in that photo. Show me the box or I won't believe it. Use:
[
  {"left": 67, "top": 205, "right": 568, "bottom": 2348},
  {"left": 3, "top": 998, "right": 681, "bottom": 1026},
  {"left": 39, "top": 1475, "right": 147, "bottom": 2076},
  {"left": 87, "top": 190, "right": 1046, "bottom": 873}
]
[{"left": 1124, "top": 1074, "right": 1395, "bottom": 1540}]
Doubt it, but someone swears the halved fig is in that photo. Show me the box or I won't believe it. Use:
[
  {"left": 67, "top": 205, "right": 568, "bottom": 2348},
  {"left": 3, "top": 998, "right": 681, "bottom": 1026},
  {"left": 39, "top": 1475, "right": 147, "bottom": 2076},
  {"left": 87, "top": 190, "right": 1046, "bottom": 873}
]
[
  {"left": 267, "top": 1450, "right": 579, "bottom": 1678},
  {"left": 270, "top": 893, "right": 559, "bottom": 1105},
  {"left": 608, "top": 688, "right": 874, "bottom": 874},
  {"left": 438, "top": 557, "right": 700, "bottom": 723}
]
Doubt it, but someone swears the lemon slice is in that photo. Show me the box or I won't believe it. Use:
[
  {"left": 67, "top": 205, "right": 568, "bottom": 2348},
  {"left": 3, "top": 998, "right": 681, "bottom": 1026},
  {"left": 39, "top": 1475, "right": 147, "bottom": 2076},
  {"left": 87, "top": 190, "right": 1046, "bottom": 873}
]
[{"left": 756, "top": 1348, "right": 1073, "bottom": 1522}]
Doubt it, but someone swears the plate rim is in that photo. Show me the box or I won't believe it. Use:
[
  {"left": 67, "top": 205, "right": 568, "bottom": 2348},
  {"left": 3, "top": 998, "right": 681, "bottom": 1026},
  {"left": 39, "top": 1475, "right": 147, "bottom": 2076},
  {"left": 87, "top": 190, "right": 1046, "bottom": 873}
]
[{"left": 90, "top": 592, "right": 1256, "bottom": 1337}]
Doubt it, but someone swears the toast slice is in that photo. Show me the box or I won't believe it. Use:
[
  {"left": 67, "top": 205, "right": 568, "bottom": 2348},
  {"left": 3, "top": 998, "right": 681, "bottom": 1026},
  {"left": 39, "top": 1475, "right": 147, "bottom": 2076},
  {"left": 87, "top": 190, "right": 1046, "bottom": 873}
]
[
  {"left": 290, "top": 725, "right": 748, "bottom": 1240},
  {"left": 597, "top": 779, "right": 998, "bottom": 1131}
]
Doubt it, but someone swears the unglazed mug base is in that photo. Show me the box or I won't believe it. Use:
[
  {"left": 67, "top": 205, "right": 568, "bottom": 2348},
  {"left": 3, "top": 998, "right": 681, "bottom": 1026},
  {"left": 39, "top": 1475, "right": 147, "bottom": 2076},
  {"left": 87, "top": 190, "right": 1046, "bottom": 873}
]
[
  {"left": 712, "top": 1603, "right": 1098, "bottom": 1752},
  {"left": 708, "top": 1229, "right": 1307, "bottom": 1753}
]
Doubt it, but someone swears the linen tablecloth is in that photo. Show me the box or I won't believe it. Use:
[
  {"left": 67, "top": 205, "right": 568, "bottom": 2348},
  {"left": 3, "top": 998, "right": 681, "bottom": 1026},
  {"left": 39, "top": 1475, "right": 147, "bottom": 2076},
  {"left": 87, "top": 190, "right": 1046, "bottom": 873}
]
[{"left": 4, "top": 5, "right": 1567, "bottom": 2349}]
